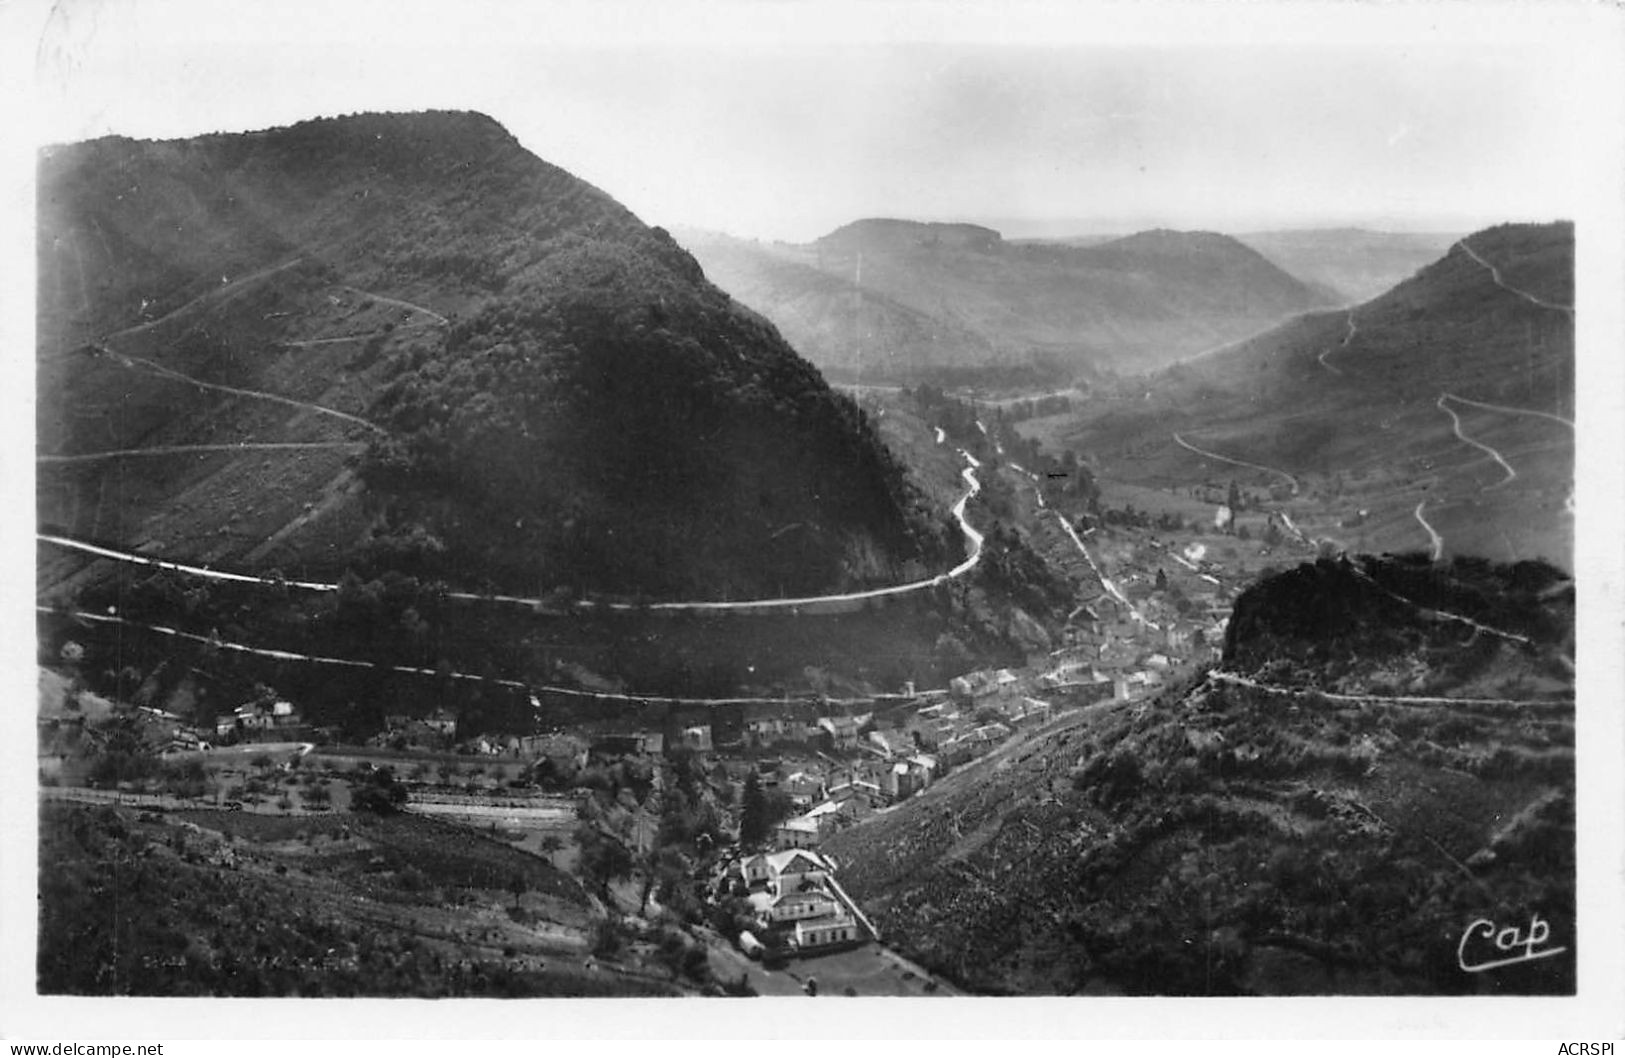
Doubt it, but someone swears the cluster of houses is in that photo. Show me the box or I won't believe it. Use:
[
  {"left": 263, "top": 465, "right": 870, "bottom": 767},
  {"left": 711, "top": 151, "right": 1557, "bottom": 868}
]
[
  {"left": 214, "top": 697, "right": 304, "bottom": 741},
  {"left": 730, "top": 848, "right": 871, "bottom": 954},
  {"left": 370, "top": 708, "right": 458, "bottom": 749},
  {"left": 770, "top": 750, "right": 940, "bottom": 850}
]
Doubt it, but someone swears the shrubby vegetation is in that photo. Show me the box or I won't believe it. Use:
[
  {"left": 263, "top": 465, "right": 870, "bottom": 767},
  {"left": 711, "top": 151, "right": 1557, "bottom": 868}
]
[
  {"left": 37, "top": 803, "right": 663, "bottom": 997},
  {"left": 825, "top": 554, "right": 1574, "bottom": 996},
  {"left": 1224, "top": 554, "right": 1573, "bottom": 682}
]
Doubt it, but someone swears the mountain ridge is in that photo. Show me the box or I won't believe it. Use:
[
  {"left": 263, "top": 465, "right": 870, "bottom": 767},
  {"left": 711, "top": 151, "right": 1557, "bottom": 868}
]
[
  {"left": 37, "top": 110, "right": 956, "bottom": 603},
  {"left": 681, "top": 218, "right": 1333, "bottom": 384}
]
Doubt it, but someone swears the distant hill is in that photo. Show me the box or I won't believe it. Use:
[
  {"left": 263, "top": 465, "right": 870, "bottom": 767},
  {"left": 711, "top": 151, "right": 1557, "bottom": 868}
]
[
  {"left": 824, "top": 554, "right": 1574, "bottom": 996},
  {"left": 680, "top": 219, "right": 1333, "bottom": 384},
  {"left": 1238, "top": 229, "right": 1463, "bottom": 304},
  {"left": 1058, "top": 221, "right": 1574, "bottom": 568},
  {"left": 37, "top": 111, "right": 955, "bottom": 604},
  {"left": 675, "top": 230, "right": 1002, "bottom": 383}
]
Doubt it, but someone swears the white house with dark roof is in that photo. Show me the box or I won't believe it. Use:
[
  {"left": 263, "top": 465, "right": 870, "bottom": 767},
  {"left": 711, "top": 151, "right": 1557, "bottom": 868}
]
[
  {"left": 738, "top": 849, "right": 833, "bottom": 893},
  {"left": 815, "top": 714, "right": 869, "bottom": 749},
  {"left": 769, "top": 888, "right": 842, "bottom": 923},
  {"left": 793, "top": 913, "right": 860, "bottom": 951},
  {"left": 775, "top": 816, "right": 822, "bottom": 849},
  {"left": 679, "top": 725, "right": 714, "bottom": 752}
]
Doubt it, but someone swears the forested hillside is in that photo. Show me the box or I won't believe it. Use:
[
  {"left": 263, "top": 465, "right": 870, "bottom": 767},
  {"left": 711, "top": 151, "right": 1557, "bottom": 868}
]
[{"left": 38, "top": 111, "right": 955, "bottom": 601}]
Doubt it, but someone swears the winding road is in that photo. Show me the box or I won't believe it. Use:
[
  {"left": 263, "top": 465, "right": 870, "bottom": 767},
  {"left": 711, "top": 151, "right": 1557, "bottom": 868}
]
[
  {"left": 1457, "top": 240, "right": 1574, "bottom": 318},
  {"left": 105, "top": 258, "right": 309, "bottom": 343},
  {"left": 1049, "top": 508, "right": 1156, "bottom": 630},
  {"left": 1435, "top": 392, "right": 1574, "bottom": 513},
  {"left": 1207, "top": 669, "right": 1568, "bottom": 710},
  {"left": 39, "top": 533, "right": 342, "bottom": 592},
  {"left": 35, "top": 605, "right": 916, "bottom": 708},
  {"left": 1439, "top": 392, "right": 1574, "bottom": 431},
  {"left": 38, "top": 442, "right": 367, "bottom": 465},
  {"left": 80, "top": 270, "right": 449, "bottom": 445},
  {"left": 1316, "top": 311, "right": 1357, "bottom": 377},
  {"left": 1172, "top": 433, "right": 1300, "bottom": 495},
  {"left": 341, "top": 286, "right": 449, "bottom": 326},
  {"left": 37, "top": 421, "right": 991, "bottom": 705},
  {"left": 1343, "top": 561, "right": 1532, "bottom": 644},
  {"left": 1412, "top": 499, "right": 1444, "bottom": 560},
  {"left": 1435, "top": 395, "right": 1516, "bottom": 490},
  {"left": 89, "top": 344, "right": 387, "bottom": 435},
  {"left": 38, "top": 447, "right": 986, "bottom": 616}
]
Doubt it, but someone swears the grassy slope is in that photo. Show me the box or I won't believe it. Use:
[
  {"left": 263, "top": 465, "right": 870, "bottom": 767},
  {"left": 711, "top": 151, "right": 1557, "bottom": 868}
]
[
  {"left": 1055, "top": 222, "right": 1573, "bottom": 568},
  {"left": 823, "top": 556, "right": 1574, "bottom": 996}
]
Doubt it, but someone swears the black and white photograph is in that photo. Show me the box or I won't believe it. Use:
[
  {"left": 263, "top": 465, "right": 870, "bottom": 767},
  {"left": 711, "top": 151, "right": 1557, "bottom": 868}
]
[{"left": 4, "top": 0, "right": 1622, "bottom": 1043}]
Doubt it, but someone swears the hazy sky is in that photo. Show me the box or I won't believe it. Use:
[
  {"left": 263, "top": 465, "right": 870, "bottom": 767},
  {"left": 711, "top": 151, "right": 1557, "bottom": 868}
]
[{"left": 21, "top": 0, "right": 1606, "bottom": 241}]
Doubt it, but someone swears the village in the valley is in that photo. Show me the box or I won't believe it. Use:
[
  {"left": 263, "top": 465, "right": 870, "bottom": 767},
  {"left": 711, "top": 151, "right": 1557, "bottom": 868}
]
[{"left": 38, "top": 432, "right": 1262, "bottom": 991}]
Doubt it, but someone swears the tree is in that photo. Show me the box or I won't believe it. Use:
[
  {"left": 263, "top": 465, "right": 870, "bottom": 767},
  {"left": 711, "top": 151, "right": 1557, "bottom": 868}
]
[
  {"left": 508, "top": 871, "right": 529, "bottom": 911},
  {"left": 655, "top": 930, "right": 689, "bottom": 980},
  {"left": 1227, "top": 479, "right": 1243, "bottom": 513},
  {"left": 739, "top": 772, "right": 769, "bottom": 847},
  {"left": 574, "top": 824, "right": 634, "bottom": 903},
  {"left": 1154, "top": 568, "right": 1169, "bottom": 592},
  {"left": 642, "top": 845, "right": 690, "bottom": 913},
  {"left": 539, "top": 834, "right": 565, "bottom": 867},
  {"left": 352, "top": 768, "right": 408, "bottom": 814}
]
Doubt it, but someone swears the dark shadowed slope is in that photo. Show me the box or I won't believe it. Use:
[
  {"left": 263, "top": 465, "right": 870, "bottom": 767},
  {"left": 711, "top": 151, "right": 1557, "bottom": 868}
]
[{"left": 38, "top": 111, "right": 957, "bottom": 602}]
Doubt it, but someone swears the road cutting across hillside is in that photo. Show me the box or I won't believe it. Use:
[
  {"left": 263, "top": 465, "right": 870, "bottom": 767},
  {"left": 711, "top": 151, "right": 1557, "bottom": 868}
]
[
  {"left": 340, "top": 286, "right": 450, "bottom": 325},
  {"left": 1457, "top": 240, "right": 1574, "bottom": 318},
  {"left": 88, "top": 343, "right": 387, "bottom": 435},
  {"left": 38, "top": 444, "right": 985, "bottom": 616},
  {"left": 1317, "top": 310, "right": 1357, "bottom": 376},
  {"left": 36, "top": 605, "right": 936, "bottom": 708},
  {"left": 1413, "top": 499, "right": 1444, "bottom": 560},
  {"left": 1435, "top": 395, "right": 1517, "bottom": 490},
  {"left": 104, "top": 257, "right": 309, "bottom": 342},
  {"left": 1172, "top": 433, "right": 1301, "bottom": 495},
  {"left": 38, "top": 442, "right": 367, "bottom": 464},
  {"left": 1438, "top": 392, "right": 1573, "bottom": 431}
]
